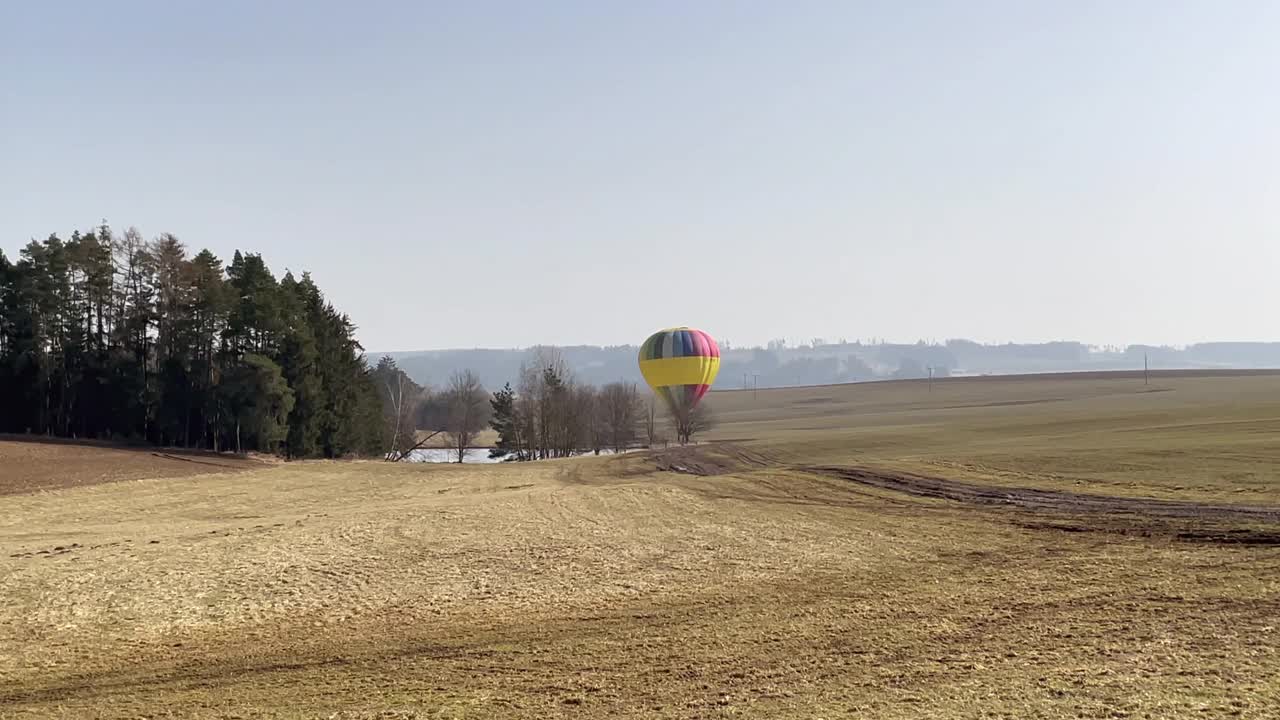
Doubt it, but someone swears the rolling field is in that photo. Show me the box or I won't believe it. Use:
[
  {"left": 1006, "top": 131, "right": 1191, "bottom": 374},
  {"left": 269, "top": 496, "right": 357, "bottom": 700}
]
[{"left": 2, "top": 372, "right": 1279, "bottom": 718}]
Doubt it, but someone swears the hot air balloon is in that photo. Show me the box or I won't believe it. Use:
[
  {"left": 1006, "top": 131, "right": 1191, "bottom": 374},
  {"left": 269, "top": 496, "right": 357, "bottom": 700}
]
[{"left": 638, "top": 327, "right": 720, "bottom": 443}]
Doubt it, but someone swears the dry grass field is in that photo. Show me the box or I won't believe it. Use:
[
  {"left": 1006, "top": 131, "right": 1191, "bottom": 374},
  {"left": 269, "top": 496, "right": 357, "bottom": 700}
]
[{"left": 2, "top": 371, "right": 1279, "bottom": 718}]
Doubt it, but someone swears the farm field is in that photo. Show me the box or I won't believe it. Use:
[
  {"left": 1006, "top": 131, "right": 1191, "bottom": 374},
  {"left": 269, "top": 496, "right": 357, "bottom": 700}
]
[
  {"left": 2, "top": 371, "right": 1279, "bottom": 718},
  {"left": 0, "top": 437, "right": 264, "bottom": 497}
]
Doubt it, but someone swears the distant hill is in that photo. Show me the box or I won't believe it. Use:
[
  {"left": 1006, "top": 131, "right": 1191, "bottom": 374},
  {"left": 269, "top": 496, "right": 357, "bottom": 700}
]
[{"left": 377, "top": 341, "right": 1280, "bottom": 392}]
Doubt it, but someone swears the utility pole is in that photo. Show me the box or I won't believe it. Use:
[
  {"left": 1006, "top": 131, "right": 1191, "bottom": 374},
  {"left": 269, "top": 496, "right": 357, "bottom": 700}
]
[
  {"left": 1144, "top": 353, "right": 1149, "bottom": 386},
  {"left": 752, "top": 373, "right": 759, "bottom": 400},
  {"left": 928, "top": 365, "right": 934, "bottom": 392}
]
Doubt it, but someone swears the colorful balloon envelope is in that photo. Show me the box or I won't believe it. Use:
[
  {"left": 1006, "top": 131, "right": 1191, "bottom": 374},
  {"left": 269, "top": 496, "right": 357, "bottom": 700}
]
[{"left": 638, "top": 327, "right": 720, "bottom": 418}]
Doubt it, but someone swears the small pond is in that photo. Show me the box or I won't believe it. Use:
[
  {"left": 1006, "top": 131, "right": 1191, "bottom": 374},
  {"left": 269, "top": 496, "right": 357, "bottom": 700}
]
[
  {"left": 405, "top": 448, "right": 502, "bottom": 463},
  {"left": 404, "top": 448, "right": 638, "bottom": 464}
]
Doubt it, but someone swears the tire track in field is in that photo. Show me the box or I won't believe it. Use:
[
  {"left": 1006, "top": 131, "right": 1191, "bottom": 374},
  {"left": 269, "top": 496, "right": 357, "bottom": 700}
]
[{"left": 804, "top": 465, "right": 1280, "bottom": 545}]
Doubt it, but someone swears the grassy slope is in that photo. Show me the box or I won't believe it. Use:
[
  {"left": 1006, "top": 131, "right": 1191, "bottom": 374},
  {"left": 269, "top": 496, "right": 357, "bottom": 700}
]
[{"left": 1, "top": 372, "right": 1278, "bottom": 719}]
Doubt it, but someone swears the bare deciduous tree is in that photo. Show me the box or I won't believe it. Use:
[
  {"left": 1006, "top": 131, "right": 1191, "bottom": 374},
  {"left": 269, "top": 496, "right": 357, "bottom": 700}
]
[
  {"left": 670, "top": 401, "right": 716, "bottom": 445},
  {"left": 372, "top": 356, "right": 430, "bottom": 461},
  {"left": 599, "top": 381, "right": 642, "bottom": 453},
  {"left": 644, "top": 396, "right": 661, "bottom": 448},
  {"left": 385, "top": 371, "right": 415, "bottom": 455},
  {"left": 516, "top": 346, "right": 584, "bottom": 459},
  {"left": 442, "top": 369, "right": 489, "bottom": 463},
  {"left": 492, "top": 347, "right": 644, "bottom": 460},
  {"left": 575, "top": 384, "right": 602, "bottom": 455}
]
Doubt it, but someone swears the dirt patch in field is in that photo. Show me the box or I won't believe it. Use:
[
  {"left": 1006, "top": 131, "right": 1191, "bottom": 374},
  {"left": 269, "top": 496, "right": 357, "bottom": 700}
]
[
  {"left": 0, "top": 438, "right": 263, "bottom": 496},
  {"left": 647, "top": 443, "right": 777, "bottom": 476},
  {"left": 806, "top": 465, "right": 1280, "bottom": 521},
  {"left": 808, "top": 465, "right": 1280, "bottom": 544}
]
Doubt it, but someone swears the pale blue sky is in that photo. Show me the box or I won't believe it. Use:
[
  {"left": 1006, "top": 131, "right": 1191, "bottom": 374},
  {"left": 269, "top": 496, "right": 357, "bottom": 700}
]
[{"left": 3, "top": 1, "right": 1277, "bottom": 351}]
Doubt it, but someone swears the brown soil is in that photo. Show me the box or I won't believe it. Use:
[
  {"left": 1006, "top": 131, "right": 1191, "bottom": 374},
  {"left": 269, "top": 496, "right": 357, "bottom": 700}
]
[
  {"left": 807, "top": 465, "right": 1280, "bottom": 545},
  {"left": 640, "top": 445, "right": 1280, "bottom": 545},
  {"left": 646, "top": 443, "right": 777, "bottom": 476},
  {"left": 0, "top": 438, "right": 262, "bottom": 496},
  {"left": 805, "top": 465, "right": 1280, "bottom": 522}
]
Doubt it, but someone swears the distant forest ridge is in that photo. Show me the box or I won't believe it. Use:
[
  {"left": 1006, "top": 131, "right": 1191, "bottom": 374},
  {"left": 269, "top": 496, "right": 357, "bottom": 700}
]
[{"left": 382, "top": 340, "right": 1280, "bottom": 392}]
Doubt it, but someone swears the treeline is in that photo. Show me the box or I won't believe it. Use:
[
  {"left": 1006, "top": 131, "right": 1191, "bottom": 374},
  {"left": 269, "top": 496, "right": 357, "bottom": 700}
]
[
  {"left": 387, "top": 338, "right": 1280, "bottom": 392},
  {"left": 374, "top": 348, "right": 713, "bottom": 463},
  {"left": 0, "top": 226, "right": 383, "bottom": 457},
  {"left": 381, "top": 344, "right": 941, "bottom": 392},
  {"left": 488, "top": 348, "right": 657, "bottom": 461}
]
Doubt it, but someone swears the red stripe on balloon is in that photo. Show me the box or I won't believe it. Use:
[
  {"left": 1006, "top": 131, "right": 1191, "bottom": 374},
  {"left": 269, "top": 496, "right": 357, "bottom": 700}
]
[{"left": 690, "top": 329, "right": 708, "bottom": 357}]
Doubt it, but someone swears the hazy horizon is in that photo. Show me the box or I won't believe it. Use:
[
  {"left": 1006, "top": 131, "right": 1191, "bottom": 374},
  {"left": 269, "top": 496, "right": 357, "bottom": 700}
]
[
  {"left": 374, "top": 336, "right": 1280, "bottom": 355},
  {"left": 378, "top": 337, "right": 1280, "bottom": 395},
  {"left": 5, "top": 2, "right": 1278, "bottom": 351}
]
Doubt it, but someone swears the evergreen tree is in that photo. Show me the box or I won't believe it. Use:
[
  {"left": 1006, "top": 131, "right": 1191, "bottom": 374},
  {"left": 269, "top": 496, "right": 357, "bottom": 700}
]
[
  {"left": 151, "top": 234, "right": 194, "bottom": 445},
  {"left": 225, "top": 251, "right": 283, "bottom": 355},
  {"left": 1, "top": 226, "right": 387, "bottom": 459},
  {"left": 0, "top": 249, "right": 17, "bottom": 432},
  {"left": 278, "top": 272, "right": 321, "bottom": 458},
  {"left": 488, "top": 382, "right": 522, "bottom": 460},
  {"left": 111, "top": 227, "right": 158, "bottom": 438},
  {"left": 188, "top": 249, "right": 228, "bottom": 448},
  {"left": 219, "top": 353, "right": 295, "bottom": 453}
]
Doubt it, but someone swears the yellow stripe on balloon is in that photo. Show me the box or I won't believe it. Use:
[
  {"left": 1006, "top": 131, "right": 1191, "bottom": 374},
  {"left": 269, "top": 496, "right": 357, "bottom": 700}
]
[{"left": 638, "top": 356, "right": 720, "bottom": 388}]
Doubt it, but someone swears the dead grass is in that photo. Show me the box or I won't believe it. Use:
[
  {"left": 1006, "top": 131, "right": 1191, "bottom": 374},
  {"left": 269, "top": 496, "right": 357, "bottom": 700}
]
[{"left": 1, "top": 372, "right": 1278, "bottom": 718}]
